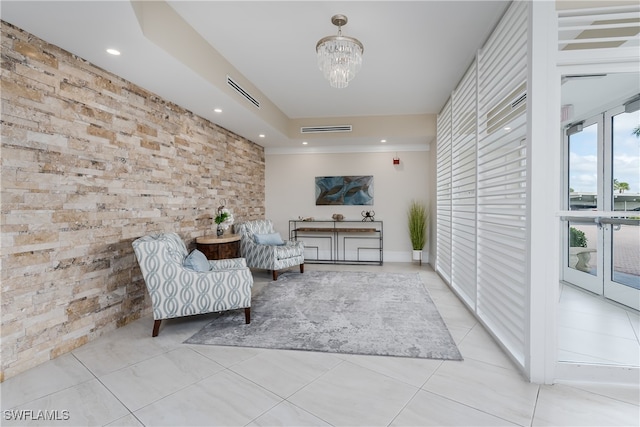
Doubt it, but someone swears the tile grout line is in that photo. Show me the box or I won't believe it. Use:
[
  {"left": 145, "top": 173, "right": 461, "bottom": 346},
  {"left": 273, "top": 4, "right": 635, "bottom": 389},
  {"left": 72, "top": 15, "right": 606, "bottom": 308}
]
[
  {"left": 71, "top": 352, "right": 145, "bottom": 427},
  {"left": 528, "top": 385, "right": 542, "bottom": 427}
]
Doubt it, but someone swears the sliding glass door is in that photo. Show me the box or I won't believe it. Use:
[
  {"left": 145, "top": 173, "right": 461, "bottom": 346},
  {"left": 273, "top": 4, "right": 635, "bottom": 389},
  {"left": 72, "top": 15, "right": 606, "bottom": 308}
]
[
  {"left": 604, "top": 106, "right": 640, "bottom": 309},
  {"left": 565, "top": 116, "right": 602, "bottom": 294},
  {"left": 564, "top": 104, "right": 640, "bottom": 311}
]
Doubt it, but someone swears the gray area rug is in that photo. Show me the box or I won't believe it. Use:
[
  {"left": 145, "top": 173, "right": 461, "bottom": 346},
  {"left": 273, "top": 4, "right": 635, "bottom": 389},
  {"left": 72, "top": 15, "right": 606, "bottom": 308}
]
[{"left": 184, "top": 270, "right": 463, "bottom": 360}]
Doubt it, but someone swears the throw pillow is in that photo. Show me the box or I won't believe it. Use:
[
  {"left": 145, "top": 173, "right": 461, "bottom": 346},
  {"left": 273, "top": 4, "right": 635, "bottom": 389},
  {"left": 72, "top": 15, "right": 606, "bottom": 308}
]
[
  {"left": 183, "top": 249, "right": 210, "bottom": 272},
  {"left": 254, "top": 232, "right": 285, "bottom": 246}
]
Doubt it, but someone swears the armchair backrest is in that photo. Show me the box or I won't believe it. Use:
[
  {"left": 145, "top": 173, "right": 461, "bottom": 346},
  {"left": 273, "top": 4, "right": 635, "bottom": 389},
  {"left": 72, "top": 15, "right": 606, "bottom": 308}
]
[
  {"left": 236, "top": 220, "right": 275, "bottom": 239},
  {"left": 132, "top": 232, "right": 189, "bottom": 273}
]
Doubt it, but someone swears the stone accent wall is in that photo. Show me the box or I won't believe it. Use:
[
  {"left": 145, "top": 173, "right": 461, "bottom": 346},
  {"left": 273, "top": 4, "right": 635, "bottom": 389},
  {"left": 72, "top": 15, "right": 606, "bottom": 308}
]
[{"left": 0, "top": 21, "right": 265, "bottom": 381}]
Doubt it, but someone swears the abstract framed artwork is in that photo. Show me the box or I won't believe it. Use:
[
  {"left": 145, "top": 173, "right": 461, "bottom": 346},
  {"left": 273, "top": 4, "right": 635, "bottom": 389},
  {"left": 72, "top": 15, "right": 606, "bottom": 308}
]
[{"left": 315, "top": 175, "right": 374, "bottom": 205}]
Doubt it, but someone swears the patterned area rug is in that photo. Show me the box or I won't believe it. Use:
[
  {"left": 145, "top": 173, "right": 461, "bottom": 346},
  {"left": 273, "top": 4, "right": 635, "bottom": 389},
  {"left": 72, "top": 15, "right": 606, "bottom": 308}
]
[{"left": 184, "top": 270, "right": 463, "bottom": 360}]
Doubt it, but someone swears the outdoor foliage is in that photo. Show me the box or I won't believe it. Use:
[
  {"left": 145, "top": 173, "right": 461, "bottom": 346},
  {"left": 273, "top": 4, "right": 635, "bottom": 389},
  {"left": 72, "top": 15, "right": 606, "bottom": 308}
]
[
  {"left": 613, "top": 179, "right": 631, "bottom": 194},
  {"left": 569, "top": 227, "right": 587, "bottom": 248}
]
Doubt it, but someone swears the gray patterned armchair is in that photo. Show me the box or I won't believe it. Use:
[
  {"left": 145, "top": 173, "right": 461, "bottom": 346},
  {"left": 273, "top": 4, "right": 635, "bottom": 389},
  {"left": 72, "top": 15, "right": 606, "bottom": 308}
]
[
  {"left": 236, "top": 219, "right": 304, "bottom": 280},
  {"left": 132, "top": 232, "right": 253, "bottom": 337}
]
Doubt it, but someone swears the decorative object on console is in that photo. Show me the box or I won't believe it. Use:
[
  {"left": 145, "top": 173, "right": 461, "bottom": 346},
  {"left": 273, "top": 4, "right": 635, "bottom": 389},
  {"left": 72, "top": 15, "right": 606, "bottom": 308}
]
[
  {"left": 315, "top": 175, "right": 373, "bottom": 205},
  {"left": 361, "top": 210, "right": 375, "bottom": 221},
  {"left": 214, "top": 199, "right": 234, "bottom": 237},
  {"left": 316, "top": 14, "right": 364, "bottom": 89},
  {"left": 332, "top": 213, "right": 345, "bottom": 221}
]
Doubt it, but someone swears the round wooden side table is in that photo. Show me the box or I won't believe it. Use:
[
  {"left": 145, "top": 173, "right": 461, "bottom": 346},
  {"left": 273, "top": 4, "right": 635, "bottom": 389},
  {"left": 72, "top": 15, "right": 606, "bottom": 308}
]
[{"left": 196, "top": 234, "right": 241, "bottom": 260}]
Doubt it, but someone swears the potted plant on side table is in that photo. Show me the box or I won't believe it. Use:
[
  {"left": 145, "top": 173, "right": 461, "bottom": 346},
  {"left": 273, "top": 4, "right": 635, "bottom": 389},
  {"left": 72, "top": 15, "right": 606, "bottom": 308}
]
[
  {"left": 408, "top": 200, "right": 428, "bottom": 265},
  {"left": 214, "top": 202, "right": 234, "bottom": 237}
]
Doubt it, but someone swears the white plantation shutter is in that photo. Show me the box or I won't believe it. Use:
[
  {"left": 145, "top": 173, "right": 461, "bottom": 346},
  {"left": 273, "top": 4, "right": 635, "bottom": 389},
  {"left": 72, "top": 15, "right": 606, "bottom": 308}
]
[
  {"left": 476, "top": 0, "right": 528, "bottom": 366},
  {"left": 435, "top": 0, "right": 636, "bottom": 382},
  {"left": 436, "top": 99, "right": 452, "bottom": 283},
  {"left": 435, "top": 1, "right": 529, "bottom": 368},
  {"left": 451, "top": 62, "right": 478, "bottom": 308}
]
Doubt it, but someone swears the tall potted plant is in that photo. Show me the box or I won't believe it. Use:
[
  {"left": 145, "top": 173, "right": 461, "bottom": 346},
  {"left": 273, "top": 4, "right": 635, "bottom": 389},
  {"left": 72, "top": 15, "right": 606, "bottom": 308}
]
[{"left": 407, "top": 200, "right": 428, "bottom": 264}]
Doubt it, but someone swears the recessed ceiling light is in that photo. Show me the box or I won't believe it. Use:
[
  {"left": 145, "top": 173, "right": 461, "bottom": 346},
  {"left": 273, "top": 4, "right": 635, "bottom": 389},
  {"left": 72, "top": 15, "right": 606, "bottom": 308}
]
[
  {"left": 259, "top": 134, "right": 265, "bottom": 138},
  {"left": 214, "top": 108, "right": 222, "bottom": 113},
  {"left": 106, "top": 48, "right": 121, "bottom": 56},
  {"left": 381, "top": 139, "right": 387, "bottom": 143},
  {"left": 504, "top": 127, "right": 511, "bottom": 132},
  {"left": 302, "top": 141, "right": 308, "bottom": 145}
]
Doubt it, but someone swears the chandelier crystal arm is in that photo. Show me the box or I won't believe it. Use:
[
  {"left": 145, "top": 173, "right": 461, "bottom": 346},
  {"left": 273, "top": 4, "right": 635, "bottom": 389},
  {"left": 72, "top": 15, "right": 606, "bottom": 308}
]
[{"left": 315, "top": 35, "right": 364, "bottom": 53}]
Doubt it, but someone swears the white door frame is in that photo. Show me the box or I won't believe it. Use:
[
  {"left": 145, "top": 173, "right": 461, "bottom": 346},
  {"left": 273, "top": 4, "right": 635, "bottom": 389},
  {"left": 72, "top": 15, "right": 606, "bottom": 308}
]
[{"left": 562, "top": 114, "right": 604, "bottom": 294}]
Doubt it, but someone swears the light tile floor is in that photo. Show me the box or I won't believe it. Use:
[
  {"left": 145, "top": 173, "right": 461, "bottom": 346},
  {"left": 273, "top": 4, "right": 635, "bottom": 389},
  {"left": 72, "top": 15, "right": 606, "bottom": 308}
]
[
  {"left": 558, "top": 283, "right": 640, "bottom": 367},
  {"left": 1, "top": 263, "right": 639, "bottom": 426}
]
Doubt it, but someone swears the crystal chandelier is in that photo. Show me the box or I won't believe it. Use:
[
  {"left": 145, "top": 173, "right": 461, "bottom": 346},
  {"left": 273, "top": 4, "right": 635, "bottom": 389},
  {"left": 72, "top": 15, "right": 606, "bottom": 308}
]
[{"left": 316, "top": 14, "right": 364, "bottom": 89}]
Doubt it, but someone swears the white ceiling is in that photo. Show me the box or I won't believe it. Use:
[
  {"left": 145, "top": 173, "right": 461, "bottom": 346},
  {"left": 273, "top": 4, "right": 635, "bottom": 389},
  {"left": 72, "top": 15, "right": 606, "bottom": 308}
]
[{"left": 1, "top": 1, "right": 510, "bottom": 151}]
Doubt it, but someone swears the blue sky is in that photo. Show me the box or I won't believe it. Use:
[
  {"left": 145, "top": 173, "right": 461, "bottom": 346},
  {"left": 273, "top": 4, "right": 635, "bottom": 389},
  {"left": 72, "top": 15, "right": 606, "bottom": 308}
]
[{"left": 569, "top": 110, "right": 640, "bottom": 195}]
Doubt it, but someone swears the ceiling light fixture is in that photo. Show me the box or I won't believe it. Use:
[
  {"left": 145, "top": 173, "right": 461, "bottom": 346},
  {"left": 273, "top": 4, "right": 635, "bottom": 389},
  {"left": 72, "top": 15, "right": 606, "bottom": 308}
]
[
  {"left": 316, "top": 14, "right": 364, "bottom": 89},
  {"left": 106, "top": 48, "right": 120, "bottom": 56}
]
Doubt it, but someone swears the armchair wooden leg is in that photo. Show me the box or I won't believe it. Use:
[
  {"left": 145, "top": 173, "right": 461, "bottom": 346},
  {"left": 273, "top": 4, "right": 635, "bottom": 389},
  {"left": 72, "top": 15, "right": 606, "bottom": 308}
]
[
  {"left": 300, "top": 263, "right": 304, "bottom": 274},
  {"left": 244, "top": 307, "right": 251, "bottom": 324},
  {"left": 273, "top": 270, "right": 278, "bottom": 281},
  {"left": 152, "top": 319, "right": 162, "bottom": 337}
]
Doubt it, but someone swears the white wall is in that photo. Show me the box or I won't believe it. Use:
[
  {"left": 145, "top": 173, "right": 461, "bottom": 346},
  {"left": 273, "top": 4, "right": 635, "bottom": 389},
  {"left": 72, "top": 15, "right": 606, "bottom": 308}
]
[{"left": 265, "top": 151, "right": 431, "bottom": 262}]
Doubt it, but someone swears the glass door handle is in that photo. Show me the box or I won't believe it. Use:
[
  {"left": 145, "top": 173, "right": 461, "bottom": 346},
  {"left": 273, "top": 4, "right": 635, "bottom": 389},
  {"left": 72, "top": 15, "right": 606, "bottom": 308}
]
[
  {"left": 600, "top": 218, "right": 640, "bottom": 226},
  {"left": 561, "top": 216, "right": 639, "bottom": 226}
]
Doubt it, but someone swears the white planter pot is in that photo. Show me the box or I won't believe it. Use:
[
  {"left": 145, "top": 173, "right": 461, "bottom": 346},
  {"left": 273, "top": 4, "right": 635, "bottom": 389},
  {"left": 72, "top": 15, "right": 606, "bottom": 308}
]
[{"left": 412, "top": 250, "right": 422, "bottom": 261}]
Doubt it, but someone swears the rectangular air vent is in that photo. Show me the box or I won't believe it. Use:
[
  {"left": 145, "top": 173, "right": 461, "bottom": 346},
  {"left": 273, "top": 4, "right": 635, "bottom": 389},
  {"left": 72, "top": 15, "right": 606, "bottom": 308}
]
[
  {"left": 227, "top": 75, "right": 260, "bottom": 108},
  {"left": 486, "top": 82, "right": 526, "bottom": 134},
  {"left": 300, "top": 125, "right": 352, "bottom": 134}
]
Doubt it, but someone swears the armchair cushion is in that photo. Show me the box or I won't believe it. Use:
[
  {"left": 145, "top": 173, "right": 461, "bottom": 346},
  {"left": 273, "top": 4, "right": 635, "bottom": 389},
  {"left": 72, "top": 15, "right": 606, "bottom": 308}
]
[
  {"left": 209, "top": 257, "right": 248, "bottom": 270},
  {"left": 184, "top": 249, "right": 209, "bottom": 272},
  {"left": 254, "top": 232, "right": 285, "bottom": 246}
]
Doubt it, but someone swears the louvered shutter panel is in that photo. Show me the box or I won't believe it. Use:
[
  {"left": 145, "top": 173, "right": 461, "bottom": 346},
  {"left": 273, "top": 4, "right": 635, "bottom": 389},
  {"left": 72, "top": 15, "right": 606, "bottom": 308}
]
[
  {"left": 436, "top": 99, "right": 452, "bottom": 283},
  {"left": 451, "top": 62, "right": 478, "bottom": 307},
  {"left": 476, "top": 1, "right": 529, "bottom": 365}
]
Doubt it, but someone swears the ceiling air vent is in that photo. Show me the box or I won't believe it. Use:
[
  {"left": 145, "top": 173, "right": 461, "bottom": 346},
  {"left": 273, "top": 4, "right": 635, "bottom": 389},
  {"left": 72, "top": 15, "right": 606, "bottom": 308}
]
[
  {"left": 227, "top": 75, "right": 260, "bottom": 108},
  {"left": 300, "top": 125, "right": 352, "bottom": 134},
  {"left": 511, "top": 93, "right": 527, "bottom": 109}
]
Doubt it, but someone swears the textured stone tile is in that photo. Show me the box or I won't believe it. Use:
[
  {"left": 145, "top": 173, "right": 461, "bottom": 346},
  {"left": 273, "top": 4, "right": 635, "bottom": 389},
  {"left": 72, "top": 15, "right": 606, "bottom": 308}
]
[{"left": 0, "top": 21, "right": 265, "bottom": 381}]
